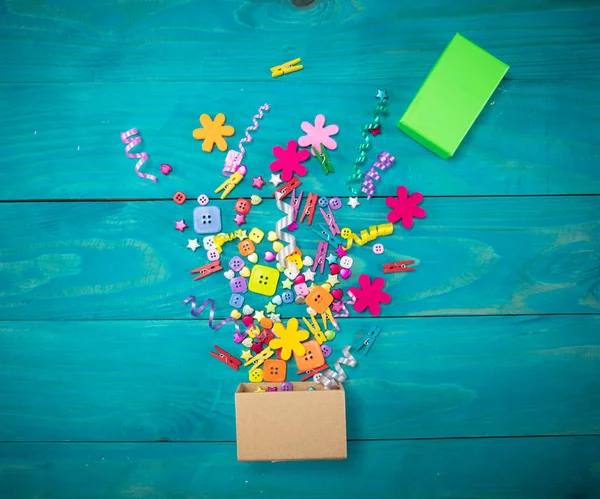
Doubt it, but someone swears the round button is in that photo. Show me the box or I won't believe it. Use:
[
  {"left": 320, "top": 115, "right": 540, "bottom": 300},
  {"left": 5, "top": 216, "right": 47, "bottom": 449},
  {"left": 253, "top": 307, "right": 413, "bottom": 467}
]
[
  {"left": 329, "top": 197, "right": 342, "bottom": 210},
  {"left": 280, "top": 382, "right": 293, "bottom": 392},
  {"left": 321, "top": 344, "right": 332, "bottom": 357},
  {"left": 373, "top": 243, "right": 385, "bottom": 254},
  {"left": 197, "top": 194, "right": 209, "bottom": 206},
  {"left": 173, "top": 191, "right": 186, "bottom": 205},
  {"left": 318, "top": 196, "right": 329, "bottom": 208}
]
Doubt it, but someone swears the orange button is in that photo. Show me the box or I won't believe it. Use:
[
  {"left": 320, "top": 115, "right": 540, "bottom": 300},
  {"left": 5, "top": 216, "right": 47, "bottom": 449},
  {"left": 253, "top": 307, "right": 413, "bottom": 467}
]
[
  {"left": 294, "top": 340, "right": 325, "bottom": 372},
  {"left": 305, "top": 285, "right": 334, "bottom": 314},
  {"left": 238, "top": 238, "right": 256, "bottom": 257},
  {"left": 263, "top": 359, "right": 287, "bottom": 382},
  {"left": 260, "top": 317, "right": 274, "bottom": 330},
  {"left": 173, "top": 191, "right": 186, "bottom": 205}
]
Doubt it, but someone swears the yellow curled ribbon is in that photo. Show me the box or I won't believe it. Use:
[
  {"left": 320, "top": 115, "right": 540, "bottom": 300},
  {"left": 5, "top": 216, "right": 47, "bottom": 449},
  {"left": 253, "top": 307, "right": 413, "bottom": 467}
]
[{"left": 340, "top": 222, "right": 393, "bottom": 249}]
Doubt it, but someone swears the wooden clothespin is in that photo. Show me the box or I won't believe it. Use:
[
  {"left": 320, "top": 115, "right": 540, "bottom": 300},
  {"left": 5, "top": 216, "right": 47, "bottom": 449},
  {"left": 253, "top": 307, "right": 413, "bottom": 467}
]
[
  {"left": 356, "top": 325, "right": 382, "bottom": 355},
  {"left": 300, "top": 192, "right": 318, "bottom": 225},
  {"left": 272, "top": 176, "right": 302, "bottom": 200},
  {"left": 382, "top": 260, "right": 416, "bottom": 274},
  {"left": 312, "top": 144, "right": 334, "bottom": 174},
  {"left": 210, "top": 345, "right": 242, "bottom": 370},
  {"left": 311, "top": 241, "right": 329, "bottom": 274},
  {"left": 190, "top": 260, "right": 222, "bottom": 280},
  {"left": 270, "top": 57, "right": 303, "bottom": 78}
]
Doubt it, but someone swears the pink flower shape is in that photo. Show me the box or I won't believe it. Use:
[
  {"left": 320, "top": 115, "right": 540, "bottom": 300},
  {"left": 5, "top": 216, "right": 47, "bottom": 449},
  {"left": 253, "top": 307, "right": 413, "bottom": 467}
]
[
  {"left": 348, "top": 274, "right": 391, "bottom": 316},
  {"left": 385, "top": 186, "right": 426, "bottom": 229},
  {"left": 298, "top": 114, "right": 339, "bottom": 155},
  {"left": 269, "top": 139, "right": 310, "bottom": 182}
]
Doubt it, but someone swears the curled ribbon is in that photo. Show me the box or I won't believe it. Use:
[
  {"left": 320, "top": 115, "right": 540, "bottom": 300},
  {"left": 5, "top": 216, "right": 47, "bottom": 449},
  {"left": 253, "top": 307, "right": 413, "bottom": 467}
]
[
  {"left": 341, "top": 223, "right": 394, "bottom": 249},
  {"left": 239, "top": 104, "right": 269, "bottom": 157},
  {"left": 315, "top": 346, "right": 358, "bottom": 390},
  {"left": 121, "top": 128, "right": 155, "bottom": 183},
  {"left": 347, "top": 93, "right": 388, "bottom": 194},
  {"left": 333, "top": 290, "right": 356, "bottom": 318},
  {"left": 274, "top": 192, "right": 299, "bottom": 272},
  {"left": 361, "top": 152, "right": 395, "bottom": 199},
  {"left": 214, "top": 229, "right": 246, "bottom": 250},
  {"left": 183, "top": 295, "right": 241, "bottom": 338}
]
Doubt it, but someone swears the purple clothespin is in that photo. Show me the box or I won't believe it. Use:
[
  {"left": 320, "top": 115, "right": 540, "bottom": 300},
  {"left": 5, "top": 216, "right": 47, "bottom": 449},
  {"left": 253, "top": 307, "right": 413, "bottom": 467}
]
[
  {"left": 319, "top": 206, "right": 340, "bottom": 236},
  {"left": 312, "top": 241, "right": 329, "bottom": 274}
]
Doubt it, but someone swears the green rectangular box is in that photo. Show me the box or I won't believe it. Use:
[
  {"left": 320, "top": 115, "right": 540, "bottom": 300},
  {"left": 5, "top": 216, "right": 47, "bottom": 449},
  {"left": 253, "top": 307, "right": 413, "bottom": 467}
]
[{"left": 397, "top": 33, "right": 509, "bottom": 159}]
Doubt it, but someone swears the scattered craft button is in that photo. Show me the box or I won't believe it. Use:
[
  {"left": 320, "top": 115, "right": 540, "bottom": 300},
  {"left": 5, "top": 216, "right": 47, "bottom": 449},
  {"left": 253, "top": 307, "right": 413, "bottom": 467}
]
[
  {"left": 229, "top": 294, "right": 244, "bottom": 308},
  {"left": 329, "top": 197, "right": 342, "bottom": 210},
  {"left": 249, "top": 368, "right": 264, "bottom": 383},
  {"left": 318, "top": 196, "right": 329, "bottom": 207},
  {"left": 173, "top": 191, "right": 186, "bottom": 204},
  {"left": 260, "top": 317, "right": 274, "bottom": 330},
  {"left": 206, "top": 249, "right": 220, "bottom": 262},
  {"left": 197, "top": 194, "right": 210, "bottom": 206},
  {"left": 321, "top": 344, "right": 332, "bottom": 357},
  {"left": 373, "top": 243, "right": 384, "bottom": 254},
  {"left": 280, "top": 382, "right": 293, "bottom": 391},
  {"left": 238, "top": 239, "right": 256, "bottom": 257},
  {"left": 229, "top": 256, "right": 245, "bottom": 272}
]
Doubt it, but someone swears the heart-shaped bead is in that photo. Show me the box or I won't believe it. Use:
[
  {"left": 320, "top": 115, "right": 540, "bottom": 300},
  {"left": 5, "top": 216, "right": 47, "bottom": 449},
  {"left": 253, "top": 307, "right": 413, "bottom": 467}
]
[
  {"left": 325, "top": 330, "right": 336, "bottom": 341},
  {"left": 230, "top": 309, "right": 242, "bottom": 320},
  {"left": 306, "top": 307, "right": 317, "bottom": 316},
  {"left": 247, "top": 252, "right": 258, "bottom": 264},
  {"left": 239, "top": 266, "right": 251, "bottom": 278},
  {"left": 340, "top": 268, "right": 351, "bottom": 279},
  {"left": 242, "top": 304, "right": 254, "bottom": 316},
  {"left": 242, "top": 315, "right": 254, "bottom": 327},
  {"left": 236, "top": 165, "right": 248, "bottom": 176},
  {"left": 272, "top": 295, "right": 283, "bottom": 306},
  {"left": 294, "top": 275, "right": 306, "bottom": 284},
  {"left": 264, "top": 251, "right": 276, "bottom": 262},
  {"left": 276, "top": 263, "right": 285, "bottom": 272},
  {"left": 329, "top": 263, "right": 341, "bottom": 275},
  {"left": 223, "top": 270, "right": 235, "bottom": 280},
  {"left": 295, "top": 296, "right": 306, "bottom": 305},
  {"left": 272, "top": 241, "right": 284, "bottom": 253},
  {"left": 250, "top": 194, "right": 262, "bottom": 205},
  {"left": 267, "top": 231, "right": 278, "bottom": 242},
  {"left": 303, "top": 256, "right": 314, "bottom": 266},
  {"left": 287, "top": 222, "right": 299, "bottom": 232},
  {"left": 242, "top": 337, "right": 253, "bottom": 348},
  {"left": 332, "top": 289, "right": 343, "bottom": 301}
]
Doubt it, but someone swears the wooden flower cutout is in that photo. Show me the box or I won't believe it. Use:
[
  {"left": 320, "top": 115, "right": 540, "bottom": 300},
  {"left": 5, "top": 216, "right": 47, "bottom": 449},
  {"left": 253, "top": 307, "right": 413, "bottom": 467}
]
[
  {"left": 193, "top": 113, "right": 235, "bottom": 152},
  {"left": 269, "top": 317, "right": 309, "bottom": 360}
]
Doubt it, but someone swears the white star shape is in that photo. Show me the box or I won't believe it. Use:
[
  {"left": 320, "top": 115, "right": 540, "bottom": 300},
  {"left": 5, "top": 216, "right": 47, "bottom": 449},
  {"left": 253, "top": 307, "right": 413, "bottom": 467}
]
[
  {"left": 282, "top": 278, "right": 294, "bottom": 290},
  {"left": 270, "top": 174, "right": 283, "bottom": 187},
  {"left": 237, "top": 230, "right": 248, "bottom": 241},
  {"left": 348, "top": 197, "right": 360, "bottom": 209},
  {"left": 187, "top": 239, "right": 200, "bottom": 251},
  {"left": 303, "top": 269, "right": 316, "bottom": 282},
  {"left": 326, "top": 273, "right": 339, "bottom": 287},
  {"left": 268, "top": 313, "right": 281, "bottom": 323},
  {"left": 253, "top": 310, "right": 265, "bottom": 322}
]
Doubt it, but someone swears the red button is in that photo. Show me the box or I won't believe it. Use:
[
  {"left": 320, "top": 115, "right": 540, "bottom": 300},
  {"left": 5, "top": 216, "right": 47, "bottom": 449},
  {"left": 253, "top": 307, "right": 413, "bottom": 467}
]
[{"left": 173, "top": 191, "right": 186, "bottom": 205}]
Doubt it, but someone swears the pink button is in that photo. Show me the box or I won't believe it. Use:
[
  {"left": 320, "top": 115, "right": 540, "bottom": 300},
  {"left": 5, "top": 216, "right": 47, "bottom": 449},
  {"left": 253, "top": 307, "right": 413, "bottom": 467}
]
[
  {"left": 207, "top": 249, "right": 220, "bottom": 261},
  {"left": 197, "top": 194, "right": 210, "bottom": 206},
  {"left": 373, "top": 243, "right": 384, "bottom": 254}
]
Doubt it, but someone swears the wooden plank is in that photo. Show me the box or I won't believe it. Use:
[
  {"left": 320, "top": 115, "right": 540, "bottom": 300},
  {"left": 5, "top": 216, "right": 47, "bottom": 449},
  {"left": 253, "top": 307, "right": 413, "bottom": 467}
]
[
  {"left": 0, "top": 0, "right": 598, "bottom": 83},
  {"left": 0, "top": 315, "right": 598, "bottom": 442},
  {"left": 0, "top": 438, "right": 599, "bottom": 498},
  {"left": 0, "top": 197, "right": 598, "bottom": 320},
  {"left": 0, "top": 79, "right": 598, "bottom": 199}
]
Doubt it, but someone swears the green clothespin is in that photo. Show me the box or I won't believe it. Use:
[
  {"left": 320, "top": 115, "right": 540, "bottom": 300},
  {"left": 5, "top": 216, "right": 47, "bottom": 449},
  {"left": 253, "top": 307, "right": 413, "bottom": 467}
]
[{"left": 312, "top": 144, "right": 334, "bottom": 175}]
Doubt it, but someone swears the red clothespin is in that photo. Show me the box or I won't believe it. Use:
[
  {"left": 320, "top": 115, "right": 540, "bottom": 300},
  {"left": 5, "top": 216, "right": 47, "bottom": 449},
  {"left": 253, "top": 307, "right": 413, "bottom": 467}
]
[
  {"left": 312, "top": 241, "right": 329, "bottom": 274},
  {"left": 382, "top": 260, "right": 416, "bottom": 274},
  {"left": 319, "top": 206, "right": 340, "bottom": 236},
  {"left": 210, "top": 345, "right": 242, "bottom": 370},
  {"left": 300, "top": 192, "right": 318, "bottom": 225},
  {"left": 272, "top": 176, "right": 302, "bottom": 200},
  {"left": 290, "top": 189, "right": 304, "bottom": 220},
  {"left": 190, "top": 260, "right": 223, "bottom": 280},
  {"left": 298, "top": 364, "right": 329, "bottom": 382}
]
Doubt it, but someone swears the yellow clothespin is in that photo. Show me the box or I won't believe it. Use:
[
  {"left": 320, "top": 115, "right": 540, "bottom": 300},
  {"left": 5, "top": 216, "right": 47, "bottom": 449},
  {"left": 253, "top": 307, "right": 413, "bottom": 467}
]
[
  {"left": 270, "top": 58, "right": 303, "bottom": 78},
  {"left": 214, "top": 170, "right": 244, "bottom": 199},
  {"left": 321, "top": 307, "right": 339, "bottom": 331},
  {"left": 303, "top": 315, "right": 327, "bottom": 345},
  {"left": 245, "top": 346, "right": 274, "bottom": 370}
]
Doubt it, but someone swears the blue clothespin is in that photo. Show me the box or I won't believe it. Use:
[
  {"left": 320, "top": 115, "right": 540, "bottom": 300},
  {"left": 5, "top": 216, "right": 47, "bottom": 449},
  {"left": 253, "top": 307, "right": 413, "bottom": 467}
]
[
  {"left": 356, "top": 325, "right": 382, "bottom": 355},
  {"left": 312, "top": 223, "right": 343, "bottom": 247}
]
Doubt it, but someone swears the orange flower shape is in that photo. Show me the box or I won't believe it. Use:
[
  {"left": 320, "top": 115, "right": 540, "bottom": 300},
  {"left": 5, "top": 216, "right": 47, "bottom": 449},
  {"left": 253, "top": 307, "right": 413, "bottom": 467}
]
[
  {"left": 269, "top": 317, "right": 309, "bottom": 360},
  {"left": 192, "top": 113, "right": 235, "bottom": 152}
]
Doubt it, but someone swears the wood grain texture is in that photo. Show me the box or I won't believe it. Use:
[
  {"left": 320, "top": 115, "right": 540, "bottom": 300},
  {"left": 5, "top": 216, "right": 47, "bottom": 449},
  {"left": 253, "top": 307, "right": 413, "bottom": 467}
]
[
  {"left": 0, "top": 0, "right": 599, "bottom": 84},
  {"left": 0, "top": 79, "right": 599, "bottom": 199},
  {"left": 0, "top": 315, "right": 598, "bottom": 442},
  {"left": 1, "top": 438, "right": 599, "bottom": 499},
  {"left": 0, "top": 197, "right": 598, "bottom": 320}
]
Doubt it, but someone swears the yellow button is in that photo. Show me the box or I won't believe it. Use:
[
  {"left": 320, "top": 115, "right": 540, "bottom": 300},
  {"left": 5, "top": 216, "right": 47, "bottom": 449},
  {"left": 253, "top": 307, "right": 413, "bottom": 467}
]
[
  {"left": 248, "top": 228, "right": 265, "bottom": 244},
  {"left": 249, "top": 368, "right": 264, "bottom": 383},
  {"left": 248, "top": 264, "right": 280, "bottom": 296}
]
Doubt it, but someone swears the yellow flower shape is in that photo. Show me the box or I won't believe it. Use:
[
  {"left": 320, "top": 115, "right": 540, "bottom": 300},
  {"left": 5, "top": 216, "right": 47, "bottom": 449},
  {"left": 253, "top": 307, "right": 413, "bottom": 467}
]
[
  {"left": 192, "top": 113, "right": 235, "bottom": 152},
  {"left": 269, "top": 317, "right": 309, "bottom": 360}
]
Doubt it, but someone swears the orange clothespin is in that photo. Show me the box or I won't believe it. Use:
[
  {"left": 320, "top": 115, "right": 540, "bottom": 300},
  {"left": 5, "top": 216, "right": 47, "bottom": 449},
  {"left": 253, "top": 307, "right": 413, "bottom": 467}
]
[
  {"left": 270, "top": 58, "right": 303, "bottom": 78},
  {"left": 300, "top": 192, "right": 318, "bottom": 225},
  {"left": 214, "top": 170, "right": 244, "bottom": 199},
  {"left": 190, "top": 260, "right": 222, "bottom": 280},
  {"left": 383, "top": 260, "right": 416, "bottom": 274}
]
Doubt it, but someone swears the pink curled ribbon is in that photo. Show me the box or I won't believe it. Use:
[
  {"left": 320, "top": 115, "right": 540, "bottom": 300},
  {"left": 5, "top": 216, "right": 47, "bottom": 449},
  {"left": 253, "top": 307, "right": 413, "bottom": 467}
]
[
  {"left": 121, "top": 128, "right": 155, "bottom": 183},
  {"left": 333, "top": 290, "right": 356, "bottom": 318},
  {"left": 361, "top": 152, "right": 395, "bottom": 199},
  {"left": 183, "top": 295, "right": 240, "bottom": 338}
]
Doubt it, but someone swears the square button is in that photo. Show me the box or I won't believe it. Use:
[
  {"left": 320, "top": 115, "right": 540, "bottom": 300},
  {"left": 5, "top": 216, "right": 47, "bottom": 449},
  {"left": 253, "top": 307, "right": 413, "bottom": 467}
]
[
  {"left": 193, "top": 206, "right": 222, "bottom": 234},
  {"left": 238, "top": 239, "right": 256, "bottom": 257},
  {"left": 263, "top": 359, "right": 287, "bottom": 382},
  {"left": 306, "top": 286, "right": 333, "bottom": 314},
  {"left": 229, "top": 256, "right": 245, "bottom": 272},
  {"left": 294, "top": 283, "right": 309, "bottom": 297},
  {"left": 229, "top": 293, "right": 244, "bottom": 308},
  {"left": 203, "top": 236, "right": 216, "bottom": 250},
  {"left": 207, "top": 249, "right": 220, "bottom": 261},
  {"left": 248, "top": 265, "right": 280, "bottom": 296},
  {"left": 294, "top": 340, "right": 325, "bottom": 372},
  {"left": 230, "top": 276, "right": 248, "bottom": 294},
  {"left": 248, "top": 228, "right": 265, "bottom": 244},
  {"left": 235, "top": 198, "right": 252, "bottom": 215}
]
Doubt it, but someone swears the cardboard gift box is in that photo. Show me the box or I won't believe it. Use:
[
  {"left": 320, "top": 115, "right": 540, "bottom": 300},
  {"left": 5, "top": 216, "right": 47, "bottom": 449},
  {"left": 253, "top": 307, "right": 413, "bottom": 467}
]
[{"left": 235, "top": 382, "right": 347, "bottom": 462}]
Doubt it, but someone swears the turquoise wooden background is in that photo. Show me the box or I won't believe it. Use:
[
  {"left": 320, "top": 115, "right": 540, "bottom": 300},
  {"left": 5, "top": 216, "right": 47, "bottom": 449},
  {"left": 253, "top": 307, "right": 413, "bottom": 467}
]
[{"left": 1, "top": 0, "right": 599, "bottom": 497}]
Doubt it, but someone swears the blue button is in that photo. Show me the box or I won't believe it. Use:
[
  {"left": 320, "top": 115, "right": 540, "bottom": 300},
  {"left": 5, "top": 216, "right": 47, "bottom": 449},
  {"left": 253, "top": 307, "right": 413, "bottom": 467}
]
[
  {"left": 318, "top": 196, "right": 329, "bottom": 208},
  {"left": 281, "top": 291, "right": 294, "bottom": 303},
  {"left": 229, "top": 293, "right": 245, "bottom": 308}
]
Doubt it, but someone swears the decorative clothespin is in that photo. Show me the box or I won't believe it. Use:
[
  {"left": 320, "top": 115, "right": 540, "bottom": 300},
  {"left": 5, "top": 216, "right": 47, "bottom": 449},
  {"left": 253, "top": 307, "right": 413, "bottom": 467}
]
[
  {"left": 272, "top": 176, "right": 302, "bottom": 200},
  {"left": 383, "top": 260, "right": 416, "bottom": 274},
  {"left": 320, "top": 307, "right": 339, "bottom": 331},
  {"left": 319, "top": 206, "right": 340, "bottom": 236},
  {"left": 210, "top": 345, "right": 242, "bottom": 370},
  {"left": 214, "top": 170, "right": 244, "bottom": 199},
  {"left": 312, "top": 223, "right": 344, "bottom": 248},
  {"left": 356, "top": 325, "right": 382, "bottom": 355},
  {"left": 312, "top": 144, "right": 334, "bottom": 174},
  {"left": 270, "top": 58, "right": 303, "bottom": 78},
  {"left": 290, "top": 189, "right": 304, "bottom": 221},
  {"left": 312, "top": 241, "right": 329, "bottom": 274},
  {"left": 190, "top": 261, "right": 222, "bottom": 281},
  {"left": 303, "top": 315, "right": 328, "bottom": 345},
  {"left": 244, "top": 346, "right": 274, "bottom": 370},
  {"left": 300, "top": 192, "right": 318, "bottom": 225},
  {"left": 298, "top": 364, "right": 329, "bottom": 382}
]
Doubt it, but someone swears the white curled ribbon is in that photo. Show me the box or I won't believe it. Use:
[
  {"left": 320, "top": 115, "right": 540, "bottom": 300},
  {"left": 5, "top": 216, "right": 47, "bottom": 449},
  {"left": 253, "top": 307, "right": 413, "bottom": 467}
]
[
  {"left": 315, "top": 345, "right": 357, "bottom": 390},
  {"left": 274, "top": 192, "right": 299, "bottom": 273}
]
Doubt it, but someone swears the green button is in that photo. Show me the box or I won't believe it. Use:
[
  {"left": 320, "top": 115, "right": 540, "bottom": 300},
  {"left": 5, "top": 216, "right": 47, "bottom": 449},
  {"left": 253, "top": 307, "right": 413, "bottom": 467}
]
[{"left": 397, "top": 33, "right": 509, "bottom": 159}]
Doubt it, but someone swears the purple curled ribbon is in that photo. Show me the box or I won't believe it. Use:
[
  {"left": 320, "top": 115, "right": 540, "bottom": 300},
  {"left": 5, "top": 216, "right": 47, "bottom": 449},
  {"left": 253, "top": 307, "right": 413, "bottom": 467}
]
[
  {"left": 361, "top": 152, "right": 395, "bottom": 199},
  {"left": 183, "top": 295, "right": 241, "bottom": 339}
]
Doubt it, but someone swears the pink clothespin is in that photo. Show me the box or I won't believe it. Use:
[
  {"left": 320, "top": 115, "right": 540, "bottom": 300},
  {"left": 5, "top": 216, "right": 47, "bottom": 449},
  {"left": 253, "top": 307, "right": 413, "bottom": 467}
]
[
  {"left": 319, "top": 206, "right": 340, "bottom": 236},
  {"left": 290, "top": 189, "right": 304, "bottom": 221},
  {"left": 312, "top": 241, "right": 329, "bottom": 274}
]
